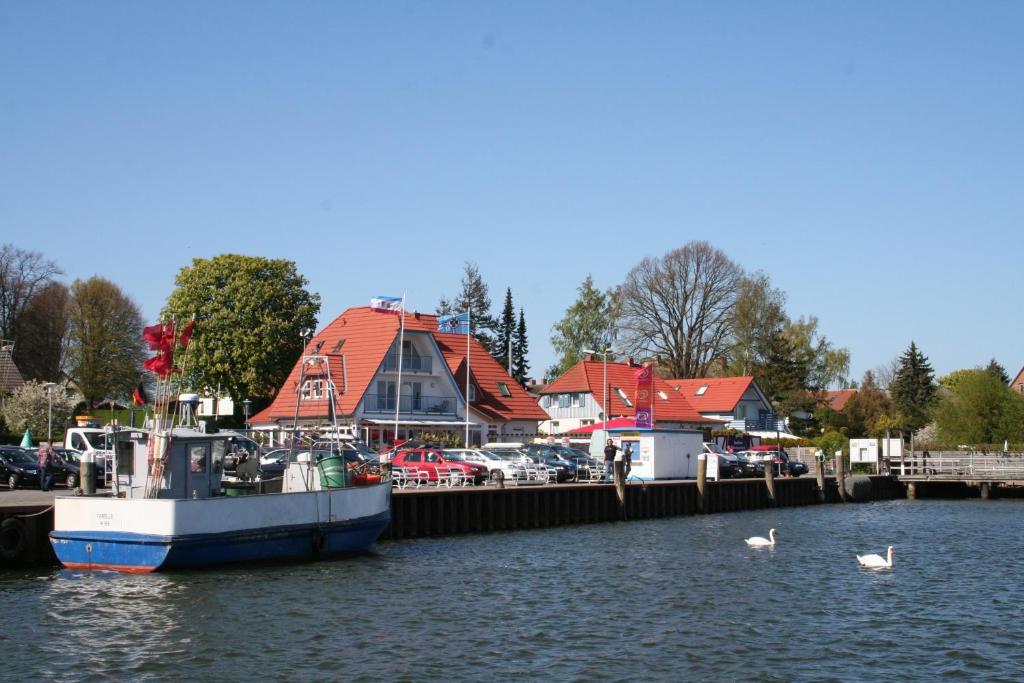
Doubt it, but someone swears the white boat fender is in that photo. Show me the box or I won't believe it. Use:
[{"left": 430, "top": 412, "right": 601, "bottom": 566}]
[{"left": 0, "top": 517, "right": 28, "bottom": 561}]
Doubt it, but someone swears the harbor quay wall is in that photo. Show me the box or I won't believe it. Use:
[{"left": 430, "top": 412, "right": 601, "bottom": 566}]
[
  {"left": 381, "top": 475, "right": 905, "bottom": 541},
  {"left": 0, "top": 476, "right": 906, "bottom": 566}
]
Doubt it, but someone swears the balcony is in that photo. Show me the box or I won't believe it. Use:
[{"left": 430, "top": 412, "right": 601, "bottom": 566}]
[
  {"left": 381, "top": 354, "right": 433, "bottom": 374},
  {"left": 364, "top": 393, "right": 456, "bottom": 416},
  {"left": 726, "top": 416, "right": 786, "bottom": 432}
]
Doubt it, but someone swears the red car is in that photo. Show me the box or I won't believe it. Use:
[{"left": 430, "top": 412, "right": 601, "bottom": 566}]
[{"left": 392, "top": 448, "right": 488, "bottom": 485}]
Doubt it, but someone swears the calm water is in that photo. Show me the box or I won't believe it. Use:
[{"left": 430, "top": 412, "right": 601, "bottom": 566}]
[{"left": 4, "top": 499, "right": 1024, "bottom": 681}]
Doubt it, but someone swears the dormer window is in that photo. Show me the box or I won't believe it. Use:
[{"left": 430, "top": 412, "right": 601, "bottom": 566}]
[
  {"left": 301, "top": 379, "right": 324, "bottom": 400},
  {"left": 468, "top": 385, "right": 476, "bottom": 402},
  {"left": 497, "top": 382, "right": 512, "bottom": 397},
  {"left": 615, "top": 387, "right": 632, "bottom": 407},
  {"left": 695, "top": 384, "right": 709, "bottom": 396},
  {"left": 658, "top": 390, "right": 668, "bottom": 400}
]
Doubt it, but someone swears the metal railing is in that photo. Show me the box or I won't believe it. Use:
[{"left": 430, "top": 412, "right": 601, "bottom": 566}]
[
  {"left": 364, "top": 393, "right": 456, "bottom": 415},
  {"left": 726, "top": 417, "right": 786, "bottom": 432},
  {"left": 893, "top": 452, "right": 1024, "bottom": 479},
  {"left": 381, "top": 354, "right": 433, "bottom": 373}
]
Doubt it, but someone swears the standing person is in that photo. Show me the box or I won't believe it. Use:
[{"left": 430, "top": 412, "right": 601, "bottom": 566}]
[
  {"left": 603, "top": 439, "right": 618, "bottom": 483},
  {"left": 37, "top": 442, "right": 55, "bottom": 492}
]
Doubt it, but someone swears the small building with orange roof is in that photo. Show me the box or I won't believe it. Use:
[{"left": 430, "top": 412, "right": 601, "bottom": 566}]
[
  {"left": 249, "top": 306, "right": 548, "bottom": 448},
  {"left": 537, "top": 359, "right": 721, "bottom": 434},
  {"left": 665, "top": 376, "right": 789, "bottom": 434}
]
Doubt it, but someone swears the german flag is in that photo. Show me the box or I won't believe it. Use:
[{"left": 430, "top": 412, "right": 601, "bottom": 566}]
[{"left": 132, "top": 382, "right": 148, "bottom": 406}]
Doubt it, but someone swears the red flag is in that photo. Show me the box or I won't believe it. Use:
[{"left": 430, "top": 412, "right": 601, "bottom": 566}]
[
  {"left": 132, "top": 382, "right": 148, "bottom": 406},
  {"left": 143, "top": 324, "right": 165, "bottom": 350},
  {"left": 178, "top": 320, "right": 195, "bottom": 347},
  {"left": 143, "top": 354, "right": 172, "bottom": 378}
]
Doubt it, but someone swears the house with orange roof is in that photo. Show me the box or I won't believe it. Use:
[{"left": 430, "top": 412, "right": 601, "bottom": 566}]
[
  {"left": 248, "top": 306, "right": 548, "bottom": 448},
  {"left": 537, "top": 359, "right": 722, "bottom": 434},
  {"left": 1010, "top": 367, "right": 1024, "bottom": 395},
  {"left": 666, "top": 376, "right": 791, "bottom": 434},
  {"left": 821, "top": 389, "right": 857, "bottom": 412}
]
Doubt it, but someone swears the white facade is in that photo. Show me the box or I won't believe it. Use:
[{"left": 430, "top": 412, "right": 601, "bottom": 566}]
[{"left": 538, "top": 391, "right": 602, "bottom": 434}]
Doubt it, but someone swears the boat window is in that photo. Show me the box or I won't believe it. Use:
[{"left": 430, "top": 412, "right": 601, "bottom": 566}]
[
  {"left": 212, "top": 440, "right": 226, "bottom": 474},
  {"left": 190, "top": 445, "right": 208, "bottom": 473}
]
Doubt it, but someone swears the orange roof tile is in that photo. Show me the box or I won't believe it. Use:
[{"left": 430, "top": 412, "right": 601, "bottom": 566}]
[
  {"left": 666, "top": 376, "right": 756, "bottom": 413},
  {"left": 542, "top": 360, "right": 717, "bottom": 424},
  {"left": 822, "top": 389, "right": 857, "bottom": 411}
]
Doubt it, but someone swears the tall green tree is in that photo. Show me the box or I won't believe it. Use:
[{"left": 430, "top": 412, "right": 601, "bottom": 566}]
[
  {"left": 438, "top": 262, "right": 496, "bottom": 352},
  {"left": 549, "top": 275, "right": 617, "bottom": 379},
  {"left": 65, "top": 277, "right": 146, "bottom": 406},
  {"left": 843, "top": 370, "right": 896, "bottom": 438},
  {"left": 889, "top": 341, "right": 937, "bottom": 431},
  {"left": 162, "top": 255, "right": 321, "bottom": 409},
  {"left": 512, "top": 307, "right": 530, "bottom": 387},
  {"left": 986, "top": 358, "right": 1010, "bottom": 385},
  {"left": 934, "top": 368, "right": 1024, "bottom": 445},
  {"left": 726, "top": 273, "right": 788, "bottom": 376},
  {"left": 12, "top": 281, "right": 68, "bottom": 382},
  {"left": 495, "top": 287, "right": 515, "bottom": 371}
]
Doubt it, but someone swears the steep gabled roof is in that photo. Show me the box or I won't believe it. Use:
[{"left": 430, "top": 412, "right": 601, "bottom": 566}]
[
  {"left": 0, "top": 345, "right": 24, "bottom": 393},
  {"left": 250, "top": 306, "right": 544, "bottom": 425},
  {"left": 435, "top": 333, "right": 549, "bottom": 422},
  {"left": 666, "top": 376, "right": 757, "bottom": 413},
  {"left": 542, "top": 360, "right": 717, "bottom": 424}
]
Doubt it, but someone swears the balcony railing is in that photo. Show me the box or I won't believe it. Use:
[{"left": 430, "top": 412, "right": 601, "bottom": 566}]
[
  {"left": 726, "top": 417, "right": 786, "bottom": 432},
  {"left": 365, "top": 393, "right": 456, "bottom": 416},
  {"left": 381, "top": 354, "right": 433, "bottom": 373}
]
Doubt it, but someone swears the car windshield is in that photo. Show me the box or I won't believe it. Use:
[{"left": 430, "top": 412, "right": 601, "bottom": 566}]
[
  {"left": 5, "top": 451, "right": 36, "bottom": 465},
  {"left": 442, "top": 451, "right": 467, "bottom": 461}
]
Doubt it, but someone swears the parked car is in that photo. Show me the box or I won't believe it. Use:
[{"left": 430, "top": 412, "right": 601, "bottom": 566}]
[
  {"left": 703, "top": 442, "right": 741, "bottom": 479},
  {"left": 734, "top": 450, "right": 765, "bottom": 477},
  {"left": 50, "top": 447, "right": 105, "bottom": 488},
  {"left": 523, "top": 445, "right": 578, "bottom": 482},
  {"left": 0, "top": 446, "right": 42, "bottom": 490},
  {"left": 443, "top": 448, "right": 532, "bottom": 483},
  {"left": 744, "top": 446, "right": 806, "bottom": 477},
  {"left": 260, "top": 442, "right": 379, "bottom": 479},
  {"left": 392, "top": 448, "right": 488, "bottom": 484}
]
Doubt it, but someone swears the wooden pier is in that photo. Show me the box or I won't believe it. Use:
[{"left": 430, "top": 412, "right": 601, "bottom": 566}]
[{"left": 894, "top": 452, "right": 1024, "bottom": 499}]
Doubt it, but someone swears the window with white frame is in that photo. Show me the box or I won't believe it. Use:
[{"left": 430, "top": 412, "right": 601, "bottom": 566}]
[
  {"left": 695, "top": 384, "right": 709, "bottom": 396},
  {"left": 468, "top": 384, "right": 476, "bottom": 402},
  {"left": 301, "top": 379, "right": 324, "bottom": 400},
  {"left": 497, "top": 382, "right": 512, "bottom": 397},
  {"left": 558, "top": 394, "right": 570, "bottom": 408},
  {"left": 615, "top": 387, "right": 632, "bottom": 407}
]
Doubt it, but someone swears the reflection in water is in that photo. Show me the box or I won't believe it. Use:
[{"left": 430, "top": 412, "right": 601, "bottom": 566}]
[{"left": 4, "top": 500, "right": 1024, "bottom": 680}]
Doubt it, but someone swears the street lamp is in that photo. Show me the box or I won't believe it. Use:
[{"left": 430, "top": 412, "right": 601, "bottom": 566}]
[
  {"left": 243, "top": 399, "right": 252, "bottom": 431},
  {"left": 43, "top": 382, "right": 56, "bottom": 445},
  {"left": 582, "top": 347, "right": 616, "bottom": 430}
]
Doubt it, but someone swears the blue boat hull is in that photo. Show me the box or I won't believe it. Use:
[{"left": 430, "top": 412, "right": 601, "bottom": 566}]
[{"left": 50, "top": 511, "right": 390, "bottom": 573}]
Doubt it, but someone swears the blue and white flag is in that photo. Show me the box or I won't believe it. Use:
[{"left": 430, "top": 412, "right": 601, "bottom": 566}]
[
  {"left": 437, "top": 312, "right": 470, "bottom": 334},
  {"left": 370, "top": 296, "right": 403, "bottom": 314}
]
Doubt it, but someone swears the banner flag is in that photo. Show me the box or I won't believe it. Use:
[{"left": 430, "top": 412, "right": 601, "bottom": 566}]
[
  {"left": 634, "top": 365, "right": 654, "bottom": 429},
  {"left": 370, "top": 296, "right": 403, "bottom": 314}
]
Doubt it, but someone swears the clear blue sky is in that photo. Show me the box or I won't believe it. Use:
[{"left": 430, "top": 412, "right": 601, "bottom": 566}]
[{"left": 2, "top": 1, "right": 1021, "bottom": 383}]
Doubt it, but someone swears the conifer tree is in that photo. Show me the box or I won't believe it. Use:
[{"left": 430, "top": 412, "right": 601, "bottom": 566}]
[
  {"left": 495, "top": 288, "right": 515, "bottom": 371},
  {"left": 439, "top": 262, "right": 496, "bottom": 352},
  {"left": 513, "top": 308, "right": 530, "bottom": 387},
  {"left": 986, "top": 358, "right": 1010, "bottom": 385},
  {"left": 890, "top": 341, "right": 937, "bottom": 431}
]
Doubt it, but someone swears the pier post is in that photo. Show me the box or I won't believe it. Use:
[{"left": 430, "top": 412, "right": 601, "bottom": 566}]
[
  {"left": 907, "top": 482, "right": 917, "bottom": 500},
  {"left": 835, "top": 454, "right": 847, "bottom": 502},
  {"left": 764, "top": 461, "right": 776, "bottom": 504},
  {"left": 613, "top": 460, "right": 626, "bottom": 517},
  {"left": 696, "top": 454, "right": 707, "bottom": 513},
  {"left": 814, "top": 450, "right": 825, "bottom": 503},
  {"left": 980, "top": 482, "right": 991, "bottom": 500}
]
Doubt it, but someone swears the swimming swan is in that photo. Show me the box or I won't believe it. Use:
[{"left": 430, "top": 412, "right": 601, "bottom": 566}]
[
  {"left": 745, "top": 528, "right": 776, "bottom": 547},
  {"left": 857, "top": 545, "right": 894, "bottom": 569}
]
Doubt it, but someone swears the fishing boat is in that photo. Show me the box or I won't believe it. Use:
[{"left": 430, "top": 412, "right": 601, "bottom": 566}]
[{"left": 50, "top": 321, "right": 390, "bottom": 573}]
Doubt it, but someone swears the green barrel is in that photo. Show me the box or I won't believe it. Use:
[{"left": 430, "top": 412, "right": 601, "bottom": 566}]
[
  {"left": 223, "top": 481, "right": 255, "bottom": 496},
  {"left": 317, "top": 455, "right": 348, "bottom": 489}
]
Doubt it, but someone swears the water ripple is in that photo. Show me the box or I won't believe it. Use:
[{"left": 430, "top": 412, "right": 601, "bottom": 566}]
[{"left": 3, "top": 500, "right": 1024, "bottom": 680}]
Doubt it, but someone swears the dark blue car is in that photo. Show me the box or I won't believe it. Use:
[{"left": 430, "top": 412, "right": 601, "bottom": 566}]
[{"left": 0, "top": 447, "right": 42, "bottom": 490}]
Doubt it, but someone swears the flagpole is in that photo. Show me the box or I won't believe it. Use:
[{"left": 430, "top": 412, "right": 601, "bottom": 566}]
[
  {"left": 465, "top": 309, "right": 471, "bottom": 448},
  {"left": 393, "top": 295, "right": 406, "bottom": 448}
]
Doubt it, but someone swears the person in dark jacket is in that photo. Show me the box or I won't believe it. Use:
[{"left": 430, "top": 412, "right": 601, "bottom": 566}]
[
  {"left": 603, "top": 439, "right": 618, "bottom": 482},
  {"left": 37, "top": 443, "right": 55, "bottom": 492}
]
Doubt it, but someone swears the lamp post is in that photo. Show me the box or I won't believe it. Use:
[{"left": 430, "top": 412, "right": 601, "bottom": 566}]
[
  {"left": 243, "top": 399, "right": 252, "bottom": 433},
  {"left": 43, "top": 382, "right": 56, "bottom": 445},
  {"left": 582, "top": 346, "right": 616, "bottom": 429}
]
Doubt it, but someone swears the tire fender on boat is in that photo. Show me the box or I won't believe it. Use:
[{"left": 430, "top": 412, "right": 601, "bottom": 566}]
[{"left": 0, "top": 517, "right": 28, "bottom": 563}]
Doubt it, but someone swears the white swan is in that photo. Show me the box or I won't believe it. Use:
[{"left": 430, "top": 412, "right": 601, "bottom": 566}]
[
  {"left": 745, "top": 528, "right": 776, "bottom": 547},
  {"left": 857, "top": 545, "right": 894, "bottom": 569}
]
